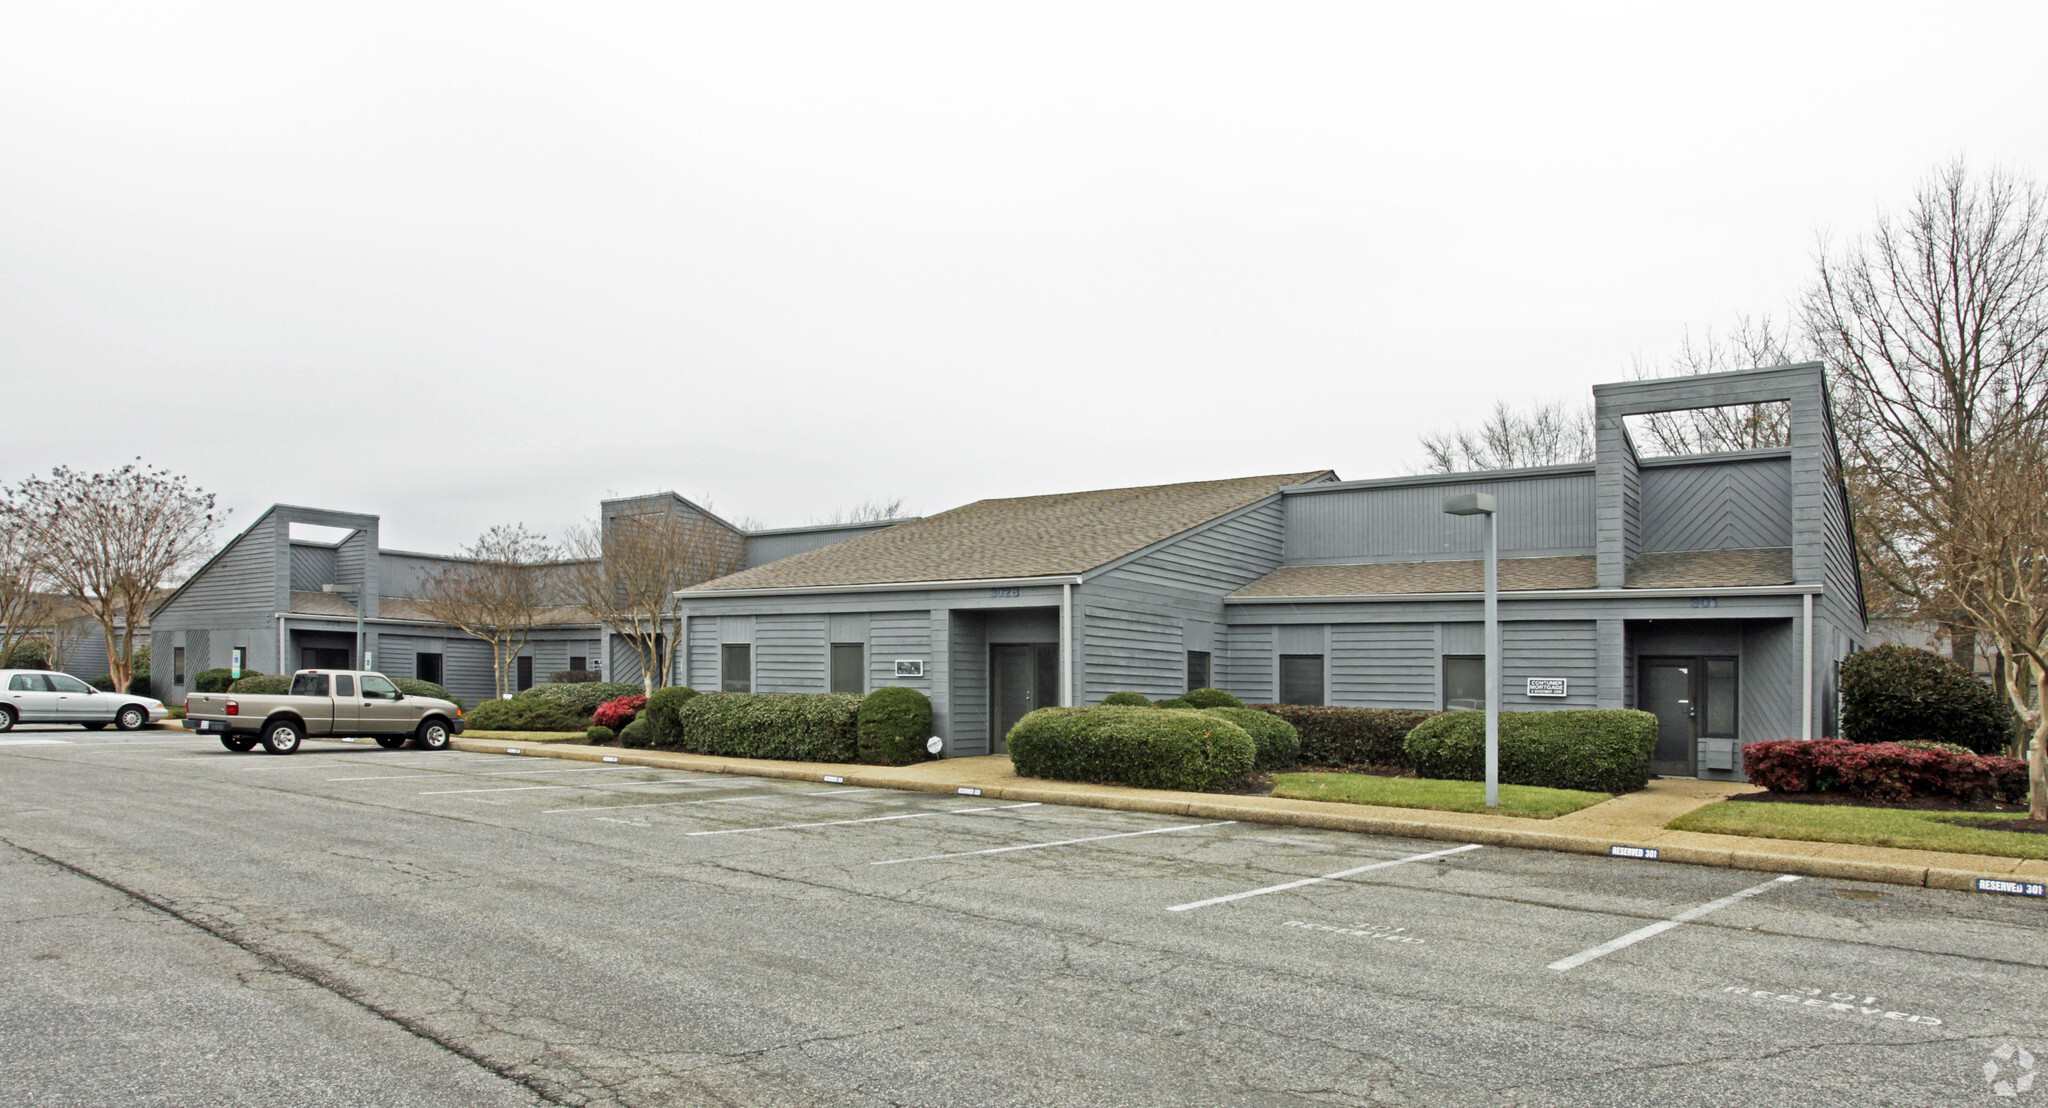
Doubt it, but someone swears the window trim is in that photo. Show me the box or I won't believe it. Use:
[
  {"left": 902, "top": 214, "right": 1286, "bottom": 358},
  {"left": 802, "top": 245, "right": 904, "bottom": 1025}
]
[
  {"left": 1277, "top": 652, "right": 1326, "bottom": 707},
  {"left": 1442, "top": 653, "right": 1485, "bottom": 711},
  {"left": 1185, "top": 650, "right": 1212, "bottom": 693},
  {"left": 721, "top": 642, "right": 753, "bottom": 694},
  {"left": 829, "top": 641, "right": 866, "bottom": 695}
]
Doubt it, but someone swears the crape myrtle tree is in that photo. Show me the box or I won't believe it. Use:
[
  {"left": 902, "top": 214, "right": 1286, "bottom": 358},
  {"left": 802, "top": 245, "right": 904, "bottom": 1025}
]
[
  {"left": 560, "top": 508, "right": 745, "bottom": 696},
  {"left": 414, "top": 524, "right": 560, "bottom": 699},
  {"left": 3, "top": 462, "right": 222, "bottom": 694}
]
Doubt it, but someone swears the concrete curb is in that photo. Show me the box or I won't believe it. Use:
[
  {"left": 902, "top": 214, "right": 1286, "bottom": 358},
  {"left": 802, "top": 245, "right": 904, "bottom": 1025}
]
[{"left": 448, "top": 738, "right": 2035, "bottom": 893}]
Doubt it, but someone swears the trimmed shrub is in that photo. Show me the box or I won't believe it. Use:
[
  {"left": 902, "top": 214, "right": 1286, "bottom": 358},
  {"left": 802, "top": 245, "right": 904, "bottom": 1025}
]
[
  {"left": 1896, "top": 739, "right": 1972, "bottom": 755},
  {"left": 551, "top": 670, "right": 602, "bottom": 684},
  {"left": 89, "top": 674, "right": 116, "bottom": 691},
  {"left": 1182, "top": 687, "right": 1245, "bottom": 709},
  {"left": 1099, "top": 691, "right": 1153, "bottom": 707},
  {"left": 1007, "top": 706, "right": 1256, "bottom": 792},
  {"left": 1, "top": 641, "right": 52, "bottom": 669},
  {"left": 1250, "top": 705, "right": 1437, "bottom": 767},
  {"left": 1153, "top": 697, "right": 1191, "bottom": 709},
  {"left": 392, "top": 678, "right": 454, "bottom": 703},
  {"left": 585, "top": 725, "right": 616, "bottom": 745},
  {"left": 592, "top": 694, "right": 647, "bottom": 731},
  {"left": 227, "top": 674, "right": 291, "bottom": 695},
  {"left": 643, "top": 686, "right": 701, "bottom": 743},
  {"left": 1840, "top": 645, "right": 2015, "bottom": 755},
  {"left": 668, "top": 693, "right": 862, "bottom": 762},
  {"left": 1404, "top": 710, "right": 1658, "bottom": 793},
  {"left": 516, "top": 681, "right": 642, "bottom": 713},
  {"left": 619, "top": 718, "right": 653, "bottom": 748},
  {"left": 1743, "top": 739, "right": 2027, "bottom": 803},
  {"left": 857, "top": 686, "right": 934, "bottom": 765},
  {"left": 465, "top": 697, "right": 588, "bottom": 733},
  {"left": 195, "top": 667, "right": 260, "bottom": 694},
  {"left": 1204, "top": 707, "right": 1300, "bottom": 771}
]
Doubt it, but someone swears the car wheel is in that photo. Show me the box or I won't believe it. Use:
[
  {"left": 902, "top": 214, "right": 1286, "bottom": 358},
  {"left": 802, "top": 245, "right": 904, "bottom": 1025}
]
[
  {"left": 414, "top": 719, "right": 452, "bottom": 750},
  {"left": 115, "top": 705, "right": 148, "bottom": 731},
  {"left": 221, "top": 734, "right": 258, "bottom": 752},
  {"left": 0, "top": 706, "right": 13, "bottom": 733},
  {"left": 374, "top": 735, "right": 407, "bottom": 750},
  {"left": 261, "top": 719, "right": 304, "bottom": 755}
]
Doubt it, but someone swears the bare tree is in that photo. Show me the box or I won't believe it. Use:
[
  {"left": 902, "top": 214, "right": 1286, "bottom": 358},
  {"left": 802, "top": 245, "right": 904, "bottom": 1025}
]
[
  {"left": 413, "top": 525, "right": 560, "bottom": 698},
  {"left": 1626, "top": 314, "right": 1799, "bottom": 455},
  {"left": 1418, "top": 399, "right": 1593, "bottom": 473},
  {"left": 561, "top": 510, "right": 745, "bottom": 694},
  {"left": 3, "top": 462, "right": 221, "bottom": 693},
  {"left": 0, "top": 509, "right": 45, "bottom": 668},
  {"left": 1805, "top": 161, "right": 2048, "bottom": 670},
  {"left": 811, "top": 497, "right": 910, "bottom": 525}
]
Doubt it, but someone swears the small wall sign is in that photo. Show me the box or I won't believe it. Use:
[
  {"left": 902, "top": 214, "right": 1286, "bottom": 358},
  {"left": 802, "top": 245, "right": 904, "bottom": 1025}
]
[
  {"left": 926, "top": 735, "right": 944, "bottom": 755},
  {"left": 895, "top": 660, "right": 924, "bottom": 678},
  {"left": 988, "top": 587, "right": 1021, "bottom": 598},
  {"left": 1976, "top": 878, "right": 2046, "bottom": 898},
  {"left": 1527, "top": 677, "right": 1568, "bottom": 698}
]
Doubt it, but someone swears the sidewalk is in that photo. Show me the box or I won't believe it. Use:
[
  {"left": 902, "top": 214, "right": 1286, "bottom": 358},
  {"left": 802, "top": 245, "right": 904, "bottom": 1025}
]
[{"left": 449, "top": 737, "right": 2047, "bottom": 892}]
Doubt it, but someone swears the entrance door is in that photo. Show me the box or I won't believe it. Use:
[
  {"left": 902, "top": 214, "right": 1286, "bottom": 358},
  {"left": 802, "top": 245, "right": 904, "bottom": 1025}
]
[
  {"left": 990, "top": 643, "right": 1060, "bottom": 754},
  {"left": 1639, "top": 656, "right": 1739, "bottom": 777}
]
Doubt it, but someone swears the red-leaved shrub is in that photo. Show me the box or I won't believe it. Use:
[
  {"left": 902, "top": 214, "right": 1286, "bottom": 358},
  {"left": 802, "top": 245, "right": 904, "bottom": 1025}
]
[
  {"left": 1743, "top": 739, "right": 2027, "bottom": 803},
  {"left": 592, "top": 694, "right": 647, "bottom": 731}
]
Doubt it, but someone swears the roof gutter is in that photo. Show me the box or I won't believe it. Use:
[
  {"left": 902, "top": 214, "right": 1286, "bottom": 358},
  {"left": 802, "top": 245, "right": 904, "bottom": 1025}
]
[
  {"left": 1225, "top": 583, "right": 1824, "bottom": 604},
  {"left": 676, "top": 574, "right": 1083, "bottom": 600}
]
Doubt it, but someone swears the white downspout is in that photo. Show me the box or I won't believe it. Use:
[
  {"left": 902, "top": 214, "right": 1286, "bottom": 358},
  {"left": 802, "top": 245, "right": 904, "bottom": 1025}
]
[
  {"left": 277, "top": 613, "right": 287, "bottom": 674},
  {"left": 1060, "top": 582, "right": 1074, "bottom": 707},
  {"left": 1801, "top": 593, "right": 1814, "bottom": 741}
]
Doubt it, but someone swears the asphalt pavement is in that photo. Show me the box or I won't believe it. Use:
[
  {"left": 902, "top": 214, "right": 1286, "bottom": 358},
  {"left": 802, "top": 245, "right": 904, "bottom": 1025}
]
[{"left": 2, "top": 726, "right": 2043, "bottom": 1107}]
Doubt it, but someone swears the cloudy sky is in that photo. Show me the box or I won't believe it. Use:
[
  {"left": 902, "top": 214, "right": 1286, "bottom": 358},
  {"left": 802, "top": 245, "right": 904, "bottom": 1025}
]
[{"left": 5, "top": 2, "right": 2045, "bottom": 554}]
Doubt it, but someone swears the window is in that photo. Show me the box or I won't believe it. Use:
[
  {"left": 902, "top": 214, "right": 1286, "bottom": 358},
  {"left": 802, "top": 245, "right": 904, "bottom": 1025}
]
[
  {"left": 8, "top": 674, "right": 45, "bottom": 691},
  {"left": 516, "top": 655, "right": 534, "bottom": 691},
  {"left": 1442, "top": 655, "right": 1484, "bottom": 710},
  {"left": 830, "top": 643, "right": 865, "bottom": 694},
  {"left": 721, "top": 643, "right": 752, "bottom": 693},
  {"left": 1186, "top": 650, "right": 1211, "bottom": 691},
  {"left": 568, "top": 655, "right": 587, "bottom": 673},
  {"left": 1278, "top": 654, "right": 1325, "bottom": 706},
  {"left": 47, "top": 673, "right": 94, "bottom": 694},
  {"left": 291, "top": 674, "right": 330, "bottom": 697},
  {"left": 415, "top": 652, "right": 444, "bottom": 685},
  {"left": 361, "top": 674, "right": 399, "bottom": 700},
  {"left": 1704, "top": 657, "right": 1738, "bottom": 736},
  {"left": 334, "top": 674, "right": 356, "bottom": 697},
  {"left": 173, "top": 646, "right": 186, "bottom": 685}
]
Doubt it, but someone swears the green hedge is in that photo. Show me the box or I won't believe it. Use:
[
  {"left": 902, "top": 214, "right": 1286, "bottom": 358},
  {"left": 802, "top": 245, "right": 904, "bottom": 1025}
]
[
  {"left": 1204, "top": 707, "right": 1299, "bottom": 771},
  {"left": 644, "top": 686, "right": 701, "bottom": 743},
  {"left": 392, "top": 678, "right": 455, "bottom": 704},
  {"left": 227, "top": 675, "right": 291, "bottom": 695},
  {"left": 1841, "top": 645, "right": 2015, "bottom": 755},
  {"left": 1182, "top": 687, "right": 1245, "bottom": 709},
  {"left": 196, "top": 667, "right": 260, "bottom": 693},
  {"left": 515, "top": 681, "right": 643, "bottom": 713},
  {"left": 1007, "top": 706, "right": 1255, "bottom": 792},
  {"left": 465, "top": 697, "right": 589, "bottom": 732},
  {"left": 585, "top": 725, "right": 616, "bottom": 745},
  {"left": 619, "top": 718, "right": 653, "bottom": 748},
  {"left": 667, "top": 692, "right": 861, "bottom": 762},
  {"left": 858, "top": 686, "right": 933, "bottom": 765},
  {"left": 1403, "top": 709, "right": 1658, "bottom": 793},
  {"left": 1250, "top": 705, "right": 1437, "bottom": 767},
  {"left": 1099, "top": 691, "right": 1153, "bottom": 707}
]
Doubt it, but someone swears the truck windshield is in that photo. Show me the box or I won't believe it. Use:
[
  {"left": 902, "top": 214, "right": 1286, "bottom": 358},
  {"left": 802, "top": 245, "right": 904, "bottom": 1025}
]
[{"left": 291, "top": 674, "right": 331, "bottom": 697}]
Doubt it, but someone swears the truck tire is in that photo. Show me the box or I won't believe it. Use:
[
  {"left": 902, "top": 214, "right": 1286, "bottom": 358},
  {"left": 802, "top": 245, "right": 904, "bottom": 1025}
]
[
  {"left": 374, "top": 735, "right": 408, "bottom": 750},
  {"left": 261, "top": 719, "right": 304, "bottom": 755},
  {"left": 414, "top": 719, "right": 452, "bottom": 751},
  {"left": 221, "top": 734, "right": 257, "bottom": 752},
  {"left": 115, "top": 705, "right": 148, "bottom": 731}
]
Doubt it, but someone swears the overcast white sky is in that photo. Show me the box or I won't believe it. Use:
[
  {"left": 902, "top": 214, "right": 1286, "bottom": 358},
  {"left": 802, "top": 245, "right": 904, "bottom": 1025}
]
[{"left": 5, "top": 2, "right": 2046, "bottom": 554}]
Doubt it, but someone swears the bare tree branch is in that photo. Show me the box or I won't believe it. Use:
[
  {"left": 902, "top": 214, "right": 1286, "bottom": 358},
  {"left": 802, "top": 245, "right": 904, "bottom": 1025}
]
[
  {"left": 560, "top": 510, "right": 745, "bottom": 695},
  {"left": 412, "top": 525, "right": 560, "bottom": 698}
]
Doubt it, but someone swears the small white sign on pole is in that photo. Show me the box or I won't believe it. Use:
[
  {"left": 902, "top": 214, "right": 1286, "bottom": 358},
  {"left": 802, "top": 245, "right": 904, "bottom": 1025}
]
[{"left": 1526, "top": 677, "right": 1568, "bottom": 698}]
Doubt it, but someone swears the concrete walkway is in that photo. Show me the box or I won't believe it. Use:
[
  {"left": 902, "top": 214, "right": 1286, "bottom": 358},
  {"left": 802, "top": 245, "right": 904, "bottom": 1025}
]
[{"left": 449, "top": 737, "right": 2046, "bottom": 892}]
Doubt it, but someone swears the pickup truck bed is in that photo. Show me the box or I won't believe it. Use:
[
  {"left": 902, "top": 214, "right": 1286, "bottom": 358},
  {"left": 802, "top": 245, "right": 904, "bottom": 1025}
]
[{"left": 186, "top": 669, "right": 465, "bottom": 754}]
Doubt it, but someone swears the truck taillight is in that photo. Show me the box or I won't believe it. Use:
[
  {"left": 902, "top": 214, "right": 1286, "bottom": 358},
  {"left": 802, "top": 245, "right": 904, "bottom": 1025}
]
[{"left": 225, "top": 699, "right": 239, "bottom": 716}]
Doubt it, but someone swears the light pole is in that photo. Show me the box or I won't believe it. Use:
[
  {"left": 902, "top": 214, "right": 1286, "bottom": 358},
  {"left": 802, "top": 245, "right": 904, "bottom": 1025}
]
[
  {"left": 321, "top": 583, "right": 367, "bottom": 670},
  {"left": 1443, "top": 492, "right": 1499, "bottom": 808}
]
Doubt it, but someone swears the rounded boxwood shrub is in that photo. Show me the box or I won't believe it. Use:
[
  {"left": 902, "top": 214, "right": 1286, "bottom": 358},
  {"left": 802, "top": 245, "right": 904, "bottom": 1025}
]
[
  {"left": 465, "top": 697, "right": 588, "bottom": 733},
  {"left": 516, "top": 681, "right": 642, "bottom": 713},
  {"left": 392, "top": 678, "right": 454, "bottom": 703},
  {"left": 1152, "top": 696, "right": 1191, "bottom": 709},
  {"left": 1403, "top": 709, "right": 1658, "bottom": 793},
  {"left": 1841, "top": 644, "right": 2015, "bottom": 754},
  {"left": 1249, "top": 705, "right": 1437, "bottom": 768},
  {"left": 1204, "top": 707, "right": 1300, "bottom": 771},
  {"left": 619, "top": 718, "right": 653, "bottom": 748},
  {"left": 667, "top": 693, "right": 862, "bottom": 762},
  {"left": 1181, "top": 687, "right": 1245, "bottom": 709},
  {"left": 1099, "top": 691, "right": 1153, "bottom": 707},
  {"left": 644, "top": 686, "right": 701, "bottom": 743},
  {"left": 592, "top": 694, "right": 647, "bottom": 731},
  {"left": 585, "top": 724, "right": 617, "bottom": 745},
  {"left": 227, "top": 674, "right": 291, "bottom": 695},
  {"left": 196, "top": 667, "right": 259, "bottom": 693},
  {"left": 858, "top": 686, "right": 934, "bottom": 765},
  {"left": 1006, "top": 706, "right": 1255, "bottom": 792}
]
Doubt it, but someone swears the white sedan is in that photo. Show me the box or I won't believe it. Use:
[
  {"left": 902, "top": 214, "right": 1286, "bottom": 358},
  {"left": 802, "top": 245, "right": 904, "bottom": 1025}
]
[{"left": 0, "top": 669, "right": 170, "bottom": 732}]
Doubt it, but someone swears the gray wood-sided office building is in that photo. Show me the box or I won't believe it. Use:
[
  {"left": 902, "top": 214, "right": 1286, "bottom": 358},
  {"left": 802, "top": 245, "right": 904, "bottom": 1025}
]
[{"left": 678, "top": 364, "right": 1865, "bottom": 779}]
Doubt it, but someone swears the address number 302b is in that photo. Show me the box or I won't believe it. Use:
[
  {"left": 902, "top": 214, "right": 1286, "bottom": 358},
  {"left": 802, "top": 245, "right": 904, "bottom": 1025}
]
[{"left": 989, "top": 587, "right": 1022, "bottom": 598}]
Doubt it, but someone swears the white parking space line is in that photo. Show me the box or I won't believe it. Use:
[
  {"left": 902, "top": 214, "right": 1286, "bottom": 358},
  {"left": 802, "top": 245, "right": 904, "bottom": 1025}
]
[
  {"left": 1546, "top": 875, "right": 1804, "bottom": 972},
  {"left": 800, "top": 787, "right": 881, "bottom": 796},
  {"left": 235, "top": 757, "right": 466, "bottom": 771},
  {"left": 65, "top": 739, "right": 217, "bottom": 748},
  {"left": 0, "top": 738, "right": 74, "bottom": 746},
  {"left": 872, "top": 820, "right": 1235, "bottom": 866},
  {"left": 544, "top": 792, "right": 787, "bottom": 814},
  {"left": 688, "top": 802, "right": 1041, "bottom": 837},
  {"left": 328, "top": 766, "right": 632, "bottom": 782},
  {"left": 421, "top": 776, "right": 737, "bottom": 796},
  {"left": 1167, "top": 843, "right": 1484, "bottom": 912}
]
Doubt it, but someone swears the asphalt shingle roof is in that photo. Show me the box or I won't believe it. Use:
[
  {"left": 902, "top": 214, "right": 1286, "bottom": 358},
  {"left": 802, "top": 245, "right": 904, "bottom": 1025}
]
[
  {"left": 1623, "top": 547, "right": 1794, "bottom": 589},
  {"left": 1228, "top": 546, "right": 1795, "bottom": 598},
  {"left": 686, "top": 472, "right": 1334, "bottom": 592}
]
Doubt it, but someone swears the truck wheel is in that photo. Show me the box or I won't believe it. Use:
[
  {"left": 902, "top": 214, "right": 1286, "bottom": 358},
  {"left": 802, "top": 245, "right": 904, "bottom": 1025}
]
[
  {"left": 0, "top": 706, "right": 13, "bottom": 732},
  {"left": 221, "top": 734, "right": 257, "bottom": 752},
  {"left": 115, "top": 705, "right": 148, "bottom": 731},
  {"left": 374, "top": 735, "right": 407, "bottom": 750},
  {"left": 414, "top": 719, "right": 452, "bottom": 751},
  {"left": 261, "top": 719, "right": 304, "bottom": 755}
]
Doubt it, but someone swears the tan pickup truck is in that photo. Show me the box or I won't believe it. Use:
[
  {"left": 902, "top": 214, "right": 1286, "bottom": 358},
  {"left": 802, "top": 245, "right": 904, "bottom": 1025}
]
[{"left": 185, "top": 669, "right": 466, "bottom": 754}]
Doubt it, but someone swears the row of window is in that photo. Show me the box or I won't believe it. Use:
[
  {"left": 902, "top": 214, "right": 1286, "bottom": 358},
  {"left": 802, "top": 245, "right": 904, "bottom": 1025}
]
[
  {"left": 717, "top": 642, "right": 869, "bottom": 694},
  {"left": 1274, "top": 653, "right": 1490, "bottom": 709}
]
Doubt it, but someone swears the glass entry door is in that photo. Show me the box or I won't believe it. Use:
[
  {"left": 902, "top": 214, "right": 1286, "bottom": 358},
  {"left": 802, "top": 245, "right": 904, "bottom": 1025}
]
[{"left": 1639, "top": 656, "right": 1738, "bottom": 777}]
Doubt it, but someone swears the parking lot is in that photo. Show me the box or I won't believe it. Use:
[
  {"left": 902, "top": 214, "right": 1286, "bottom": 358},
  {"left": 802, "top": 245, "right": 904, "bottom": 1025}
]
[{"left": 3, "top": 728, "right": 2044, "bottom": 1107}]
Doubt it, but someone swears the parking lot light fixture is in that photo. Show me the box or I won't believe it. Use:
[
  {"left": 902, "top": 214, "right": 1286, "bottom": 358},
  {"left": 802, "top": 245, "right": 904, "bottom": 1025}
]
[{"left": 1443, "top": 492, "right": 1500, "bottom": 808}]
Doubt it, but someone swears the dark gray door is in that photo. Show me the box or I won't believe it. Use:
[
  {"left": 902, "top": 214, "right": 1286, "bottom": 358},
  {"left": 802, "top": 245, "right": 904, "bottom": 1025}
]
[
  {"left": 1641, "top": 659, "right": 1697, "bottom": 776},
  {"left": 991, "top": 643, "right": 1060, "bottom": 754}
]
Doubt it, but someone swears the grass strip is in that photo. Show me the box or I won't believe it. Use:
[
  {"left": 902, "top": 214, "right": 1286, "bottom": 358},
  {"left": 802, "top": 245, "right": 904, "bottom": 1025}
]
[
  {"left": 1670, "top": 799, "right": 2048, "bottom": 860},
  {"left": 1270, "top": 772, "right": 1610, "bottom": 819},
  {"left": 457, "top": 729, "right": 590, "bottom": 742}
]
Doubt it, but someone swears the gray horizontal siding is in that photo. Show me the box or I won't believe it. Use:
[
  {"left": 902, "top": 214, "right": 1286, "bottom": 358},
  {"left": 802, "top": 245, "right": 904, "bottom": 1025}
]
[
  {"left": 1329, "top": 623, "right": 1436, "bottom": 709},
  {"left": 161, "top": 515, "right": 281, "bottom": 623},
  {"left": 1081, "top": 608, "right": 1180, "bottom": 702},
  {"left": 743, "top": 522, "right": 900, "bottom": 569},
  {"left": 685, "top": 617, "right": 718, "bottom": 690},
  {"left": 1639, "top": 457, "right": 1792, "bottom": 552},
  {"left": 1219, "top": 624, "right": 1274, "bottom": 703},
  {"left": 949, "top": 614, "right": 989, "bottom": 757},
  {"left": 756, "top": 613, "right": 826, "bottom": 693},
  {"left": 1500, "top": 621, "right": 1599, "bottom": 707},
  {"left": 868, "top": 611, "right": 932, "bottom": 693},
  {"left": 1285, "top": 474, "right": 1595, "bottom": 564}
]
